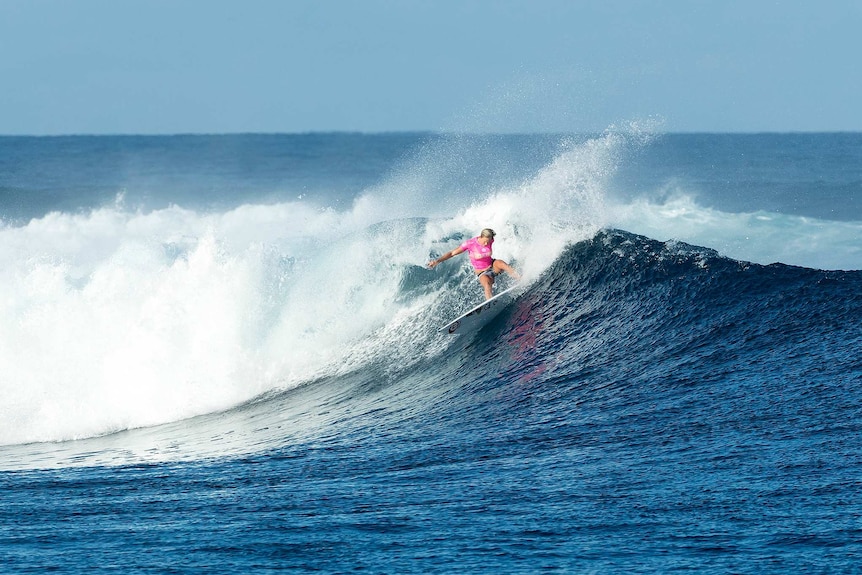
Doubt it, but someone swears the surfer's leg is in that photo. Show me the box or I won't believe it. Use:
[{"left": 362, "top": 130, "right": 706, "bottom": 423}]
[
  {"left": 479, "top": 273, "right": 494, "bottom": 300},
  {"left": 493, "top": 259, "right": 521, "bottom": 280}
]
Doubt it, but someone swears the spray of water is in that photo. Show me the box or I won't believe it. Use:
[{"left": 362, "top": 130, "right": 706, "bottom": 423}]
[{"left": 1, "top": 126, "right": 752, "bottom": 446}]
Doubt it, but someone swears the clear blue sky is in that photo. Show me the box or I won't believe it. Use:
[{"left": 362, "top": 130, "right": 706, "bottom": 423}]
[{"left": 1, "top": 0, "right": 860, "bottom": 135}]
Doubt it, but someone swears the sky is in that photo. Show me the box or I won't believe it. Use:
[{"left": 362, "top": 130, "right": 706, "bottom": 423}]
[{"left": 1, "top": 0, "right": 860, "bottom": 135}]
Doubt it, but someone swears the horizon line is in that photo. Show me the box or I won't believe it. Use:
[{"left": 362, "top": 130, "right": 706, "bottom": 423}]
[{"left": 2, "top": 129, "right": 862, "bottom": 138}]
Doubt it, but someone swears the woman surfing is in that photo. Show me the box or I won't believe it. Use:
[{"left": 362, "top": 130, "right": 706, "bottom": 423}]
[{"left": 427, "top": 228, "right": 521, "bottom": 300}]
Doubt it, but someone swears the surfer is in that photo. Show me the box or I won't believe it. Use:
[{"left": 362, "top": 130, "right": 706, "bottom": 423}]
[{"left": 427, "top": 228, "right": 520, "bottom": 300}]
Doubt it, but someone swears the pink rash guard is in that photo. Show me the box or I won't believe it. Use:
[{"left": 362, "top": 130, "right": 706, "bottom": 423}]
[{"left": 460, "top": 236, "right": 494, "bottom": 271}]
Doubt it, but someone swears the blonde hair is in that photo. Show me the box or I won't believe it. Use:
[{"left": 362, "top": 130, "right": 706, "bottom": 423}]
[{"left": 480, "top": 228, "right": 496, "bottom": 238}]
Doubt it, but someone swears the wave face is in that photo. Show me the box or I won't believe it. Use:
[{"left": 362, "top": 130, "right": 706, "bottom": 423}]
[{"left": 1, "top": 133, "right": 861, "bottom": 572}]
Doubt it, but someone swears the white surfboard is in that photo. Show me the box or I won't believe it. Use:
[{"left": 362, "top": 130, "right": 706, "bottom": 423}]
[{"left": 439, "top": 285, "right": 520, "bottom": 335}]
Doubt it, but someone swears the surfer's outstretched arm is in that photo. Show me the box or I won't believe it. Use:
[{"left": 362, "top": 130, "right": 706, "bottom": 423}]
[{"left": 428, "top": 246, "right": 465, "bottom": 269}]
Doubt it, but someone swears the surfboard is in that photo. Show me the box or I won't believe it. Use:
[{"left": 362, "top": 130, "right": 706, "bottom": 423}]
[{"left": 439, "top": 285, "right": 520, "bottom": 335}]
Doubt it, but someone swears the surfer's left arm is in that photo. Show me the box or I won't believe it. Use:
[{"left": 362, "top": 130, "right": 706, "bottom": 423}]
[{"left": 428, "top": 246, "right": 465, "bottom": 269}]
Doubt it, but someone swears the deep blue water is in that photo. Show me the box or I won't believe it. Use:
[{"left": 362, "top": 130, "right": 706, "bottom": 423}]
[{"left": 1, "top": 132, "right": 861, "bottom": 572}]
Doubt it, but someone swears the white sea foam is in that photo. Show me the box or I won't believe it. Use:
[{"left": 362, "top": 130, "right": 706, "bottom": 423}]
[{"left": 0, "top": 202, "right": 418, "bottom": 445}]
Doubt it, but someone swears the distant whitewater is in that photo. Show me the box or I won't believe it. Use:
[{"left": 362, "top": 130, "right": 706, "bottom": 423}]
[{"left": 1, "top": 132, "right": 860, "bottom": 573}]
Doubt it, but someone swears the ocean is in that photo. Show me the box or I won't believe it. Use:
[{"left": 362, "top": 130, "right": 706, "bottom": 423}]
[{"left": 1, "top": 131, "right": 860, "bottom": 573}]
